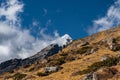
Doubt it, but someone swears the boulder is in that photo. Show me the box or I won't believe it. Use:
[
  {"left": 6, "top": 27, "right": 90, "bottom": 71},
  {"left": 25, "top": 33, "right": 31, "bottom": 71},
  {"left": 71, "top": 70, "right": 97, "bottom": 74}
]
[
  {"left": 44, "top": 66, "right": 62, "bottom": 73},
  {"left": 80, "top": 42, "right": 89, "bottom": 47},
  {"left": 109, "top": 43, "right": 120, "bottom": 51},
  {"left": 95, "top": 67, "right": 118, "bottom": 80},
  {"left": 107, "top": 37, "right": 116, "bottom": 46},
  {"left": 84, "top": 47, "right": 98, "bottom": 56},
  {"left": 84, "top": 72, "right": 98, "bottom": 80},
  {"left": 84, "top": 72, "right": 93, "bottom": 80},
  {"left": 84, "top": 67, "right": 118, "bottom": 80}
]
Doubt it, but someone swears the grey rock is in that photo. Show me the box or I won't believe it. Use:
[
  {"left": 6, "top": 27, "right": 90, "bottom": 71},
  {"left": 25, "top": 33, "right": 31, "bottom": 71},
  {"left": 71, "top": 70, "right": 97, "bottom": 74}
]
[
  {"left": 84, "top": 72, "right": 98, "bottom": 80},
  {"left": 84, "top": 72, "right": 93, "bottom": 80},
  {"left": 80, "top": 42, "right": 89, "bottom": 46},
  {"left": 45, "top": 66, "right": 61, "bottom": 73},
  {"left": 100, "top": 54, "right": 109, "bottom": 61},
  {"left": 84, "top": 47, "right": 98, "bottom": 56},
  {"left": 107, "top": 37, "right": 116, "bottom": 46},
  {"left": 109, "top": 43, "right": 120, "bottom": 51}
]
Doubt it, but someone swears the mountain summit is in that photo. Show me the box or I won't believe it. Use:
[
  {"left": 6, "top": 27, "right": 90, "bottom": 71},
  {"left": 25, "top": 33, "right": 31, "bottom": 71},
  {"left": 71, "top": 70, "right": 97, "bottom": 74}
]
[
  {"left": 1, "top": 27, "right": 120, "bottom": 80},
  {"left": 0, "top": 34, "right": 72, "bottom": 74},
  {"left": 52, "top": 34, "right": 72, "bottom": 47}
]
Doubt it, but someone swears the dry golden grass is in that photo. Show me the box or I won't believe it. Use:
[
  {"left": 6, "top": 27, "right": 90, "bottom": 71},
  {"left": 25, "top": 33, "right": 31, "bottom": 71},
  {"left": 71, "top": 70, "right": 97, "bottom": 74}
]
[{"left": 1, "top": 26, "right": 120, "bottom": 80}]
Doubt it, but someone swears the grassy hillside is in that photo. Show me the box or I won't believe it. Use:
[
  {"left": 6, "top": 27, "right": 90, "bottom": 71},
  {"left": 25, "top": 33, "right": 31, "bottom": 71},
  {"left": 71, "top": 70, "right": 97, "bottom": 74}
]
[{"left": 1, "top": 26, "right": 120, "bottom": 80}]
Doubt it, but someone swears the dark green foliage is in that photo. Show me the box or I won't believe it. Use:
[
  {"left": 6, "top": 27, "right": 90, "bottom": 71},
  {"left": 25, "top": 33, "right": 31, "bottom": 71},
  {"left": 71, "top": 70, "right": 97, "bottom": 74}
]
[
  {"left": 66, "top": 56, "right": 75, "bottom": 61},
  {"left": 23, "top": 64, "right": 30, "bottom": 68},
  {"left": 77, "top": 56, "right": 120, "bottom": 75},
  {"left": 59, "top": 53, "right": 68, "bottom": 57},
  {"left": 48, "top": 56, "right": 66, "bottom": 66},
  {"left": 77, "top": 46, "right": 93, "bottom": 54},
  {"left": 8, "top": 70, "right": 14, "bottom": 73},
  {"left": 56, "top": 57, "right": 66, "bottom": 65},
  {"left": 13, "top": 73, "right": 26, "bottom": 80},
  {"left": 37, "top": 72, "right": 49, "bottom": 76},
  {"left": 29, "top": 67, "right": 35, "bottom": 72}
]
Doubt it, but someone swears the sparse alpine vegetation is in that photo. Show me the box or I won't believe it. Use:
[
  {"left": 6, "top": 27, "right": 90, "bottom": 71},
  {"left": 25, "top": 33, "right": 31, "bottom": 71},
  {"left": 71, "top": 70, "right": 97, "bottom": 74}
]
[
  {"left": 1, "top": 26, "right": 120, "bottom": 80},
  {"left": 74, "top": 56, "right": 120, "bottom": 75}
]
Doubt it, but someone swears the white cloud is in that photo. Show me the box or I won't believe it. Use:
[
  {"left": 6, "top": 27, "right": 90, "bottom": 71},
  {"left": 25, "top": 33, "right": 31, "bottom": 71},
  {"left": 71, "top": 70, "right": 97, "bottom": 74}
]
[
  {"left": 0, "top": 45, "right": 10, "bottom": 56},
  {"left": 32, "top": 20, "right": 39, "bottom": 27},
  {"left": 54, "top": 30, "right": 60, "bottom": 38},
  {"left": 39, "top": 28, "right": 55, "bottom": 40},
  {"left": 0, "top": 0, "right": 62, "bottom": 63},
  {"left": 88, "top": 0, "right": 120, "bottom": 35},
  {"left": 0, "top": 0, "right": 23, "bottom": 25}
]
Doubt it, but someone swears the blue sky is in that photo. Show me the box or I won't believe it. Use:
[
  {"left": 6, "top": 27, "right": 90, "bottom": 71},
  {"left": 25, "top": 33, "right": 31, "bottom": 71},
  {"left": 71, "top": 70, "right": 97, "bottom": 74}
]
[
  {"left": 21, "top": 0, "right": 114, "bottom": 39},
  {"left": 0, "top": 0, "right": 120, "bottom": 62}
]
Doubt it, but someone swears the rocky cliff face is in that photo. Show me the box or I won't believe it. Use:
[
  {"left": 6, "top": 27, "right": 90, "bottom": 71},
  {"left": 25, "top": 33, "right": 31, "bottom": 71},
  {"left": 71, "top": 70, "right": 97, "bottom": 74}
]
[
  {"left": 0, "top": 34, "right": 72, "bottom": 74},
  {"left": 1, "top": 27, "right": 120, "bottom": 80},
  {"left": 0, "top": 44, "right": 62, "bottom": 74}
]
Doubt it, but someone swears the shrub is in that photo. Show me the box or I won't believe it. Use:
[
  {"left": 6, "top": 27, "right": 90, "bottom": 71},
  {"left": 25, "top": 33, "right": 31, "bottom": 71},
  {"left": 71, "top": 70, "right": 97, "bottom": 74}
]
[
  {"left": 76, "top": 56, "right": 120, "bottom": 75},
  {"left": 47, "top": 57, "right": 65, "bottom": 66},
  {"left": 77, "top": 46, "right": 93, "bottom": 54},
  {"left": 59, "top": 53, "right": 68, "bottom": 56},
  {"left": 13, "top": 73, "right": 26, "bottom": 80},
  {"left": 29, "top": 67, "right": 35, "bottom": 72},
  {"left": 23, "top": 64, "right": 30, "bottom": 68},
  {"left": 8, "top": 70, "right": 14, "bottom": 73},
  {"left": 37, "top": 72, "right": 49, "bottom": 76},
  {"left": 56, "top": 57, "right": 66, "bottom": 65},
  {"left": 66, "top": 55, "right": 75, "bottom": 61}
]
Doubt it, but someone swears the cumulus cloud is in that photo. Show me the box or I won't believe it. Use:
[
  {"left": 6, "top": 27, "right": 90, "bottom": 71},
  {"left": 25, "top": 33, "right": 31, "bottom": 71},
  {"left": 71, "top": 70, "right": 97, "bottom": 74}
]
[
  {"left": 54, "top": 30, "right": 60, "bottom": 38},
  {"left": 0, "top": 0, "right": 61, "bottom": 63},
  {"left": 32, "top": 20, "right": 39, "bottom": 27},
  {"left": 88, "top": 0, "right": 120, "bottom": 35},
  {"left": 0, "top": 0, "right": 23, "bottom": 25}
]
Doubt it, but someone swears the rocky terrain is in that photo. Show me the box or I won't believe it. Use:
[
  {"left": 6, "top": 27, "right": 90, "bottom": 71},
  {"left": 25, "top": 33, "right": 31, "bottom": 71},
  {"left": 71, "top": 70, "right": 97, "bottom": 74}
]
[{"left": 1, "top": 26, "right": 120, "bottom": 80}]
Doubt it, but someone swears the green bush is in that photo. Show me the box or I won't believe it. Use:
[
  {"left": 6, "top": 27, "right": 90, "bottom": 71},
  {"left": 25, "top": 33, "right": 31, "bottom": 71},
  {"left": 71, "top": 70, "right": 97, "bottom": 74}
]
[
  {"left": 47, "top": 57, "right": 65, "bottom": 66},
  {"left": 59, "top": 53, "right": 68, "bottom": 56},
  {"left": 13, "top": 73, "right": 26, "bottom": 80},
  {"left": 8, "top": 70, "right": 14, "bottom": 73},
  {"left": 23, "top": 64, "right": 30, "bottom": 68},
  {"left": 77, "top": 56, "right": 120, "bottom": 75},
  {"left": 77, "top": 46, "right": 92, "bottom": 54},
  {"left": 56, "top": 57, "right": 66, "bottom": 65},
  {"left": 37, "top": 72, "right": 49, "bottom": 76},
  {"left": 29, "top": 67, "right": 35, "bottom": 72}
]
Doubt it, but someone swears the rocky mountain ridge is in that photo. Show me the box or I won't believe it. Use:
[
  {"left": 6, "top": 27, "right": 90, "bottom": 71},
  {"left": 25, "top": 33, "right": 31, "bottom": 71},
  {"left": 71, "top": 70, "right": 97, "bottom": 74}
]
[
  {"left": 0, "top": 34, "right": 72, "bottom": 74},
  {"left": 1, "top": 27, "right": 120, "bottom": 80}
]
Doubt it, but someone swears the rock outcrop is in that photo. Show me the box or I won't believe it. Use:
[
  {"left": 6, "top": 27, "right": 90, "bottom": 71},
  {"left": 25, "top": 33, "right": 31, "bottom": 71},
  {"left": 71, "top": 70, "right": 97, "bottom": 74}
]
[{"left": 0, "top": 44, "right": 62, "bottom": 74}]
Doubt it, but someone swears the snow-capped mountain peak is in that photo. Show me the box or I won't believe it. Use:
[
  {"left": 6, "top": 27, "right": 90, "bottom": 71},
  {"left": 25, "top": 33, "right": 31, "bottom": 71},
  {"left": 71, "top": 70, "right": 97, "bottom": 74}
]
[{"left": 52, "top": 34, "right": 72, "bottom": 47}]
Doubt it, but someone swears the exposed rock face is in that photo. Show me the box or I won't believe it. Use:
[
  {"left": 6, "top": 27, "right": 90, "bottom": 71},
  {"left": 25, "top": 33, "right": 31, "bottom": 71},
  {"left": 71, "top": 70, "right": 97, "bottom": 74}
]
[
  {"left": 84, "top": 72, "right": 93, "bottom": 80},
  {"left": 0, "top": 44, "right": 62, "bottom": 74},
  {"left": 84, "top": 47, "right": 98, "bottom": 56},
  {"left": 80, "top": 42, "right": 89, "bottom": 47},
  {"left": 104, "top": 37, "right": 120, "bottom": 51},
  {"left": 84, "top": 72, "right": 99, "bottom": 80},
  {"left": 0, "top": 59, "right": 22, "bottom": 73},
  {"left": 96, "top": 67, "right": 118, "bottom": 80},
  {"left": 100, "top": 54, "right": 109, "bottom": 61},
  {"left": 84, "top": 67, "right": 118, "bottom": 80},
  {"left": 106, "top": 37, "right": 116, "bottom": 46},
  {"left": 109, "top": 43, "right": 120, "bottom": 51},
  {"left": 22, "top": 44, "right": 62, "bottom": 65}
]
